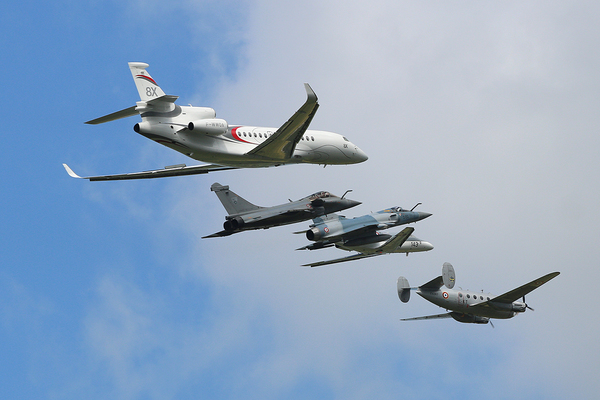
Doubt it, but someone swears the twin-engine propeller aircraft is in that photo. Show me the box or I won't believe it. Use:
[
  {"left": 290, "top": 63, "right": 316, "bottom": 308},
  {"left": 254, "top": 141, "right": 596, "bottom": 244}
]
[
  {"left": 398, "top": 262, "right": 560, "bottom": 325},
  {"left": 63, "top": 62, "right": 368, "bottom": 181},
  {"left": 203, "top": 183, "right": 361, "bottom": 238},
  {"left": 297, "top": 206, "right": 433, "bottom": 267}
]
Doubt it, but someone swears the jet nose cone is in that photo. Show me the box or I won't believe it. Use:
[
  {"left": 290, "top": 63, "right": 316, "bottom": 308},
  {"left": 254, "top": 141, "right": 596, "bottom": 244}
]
[
  {"left": 354, "top": 147, "right": 368, "bottom": 163},
  {"left": 417, "top": 212, "right": 432, "bottom": 221},
  {"left": 346, "top": 200, "right": 362, "bottom": 209}
]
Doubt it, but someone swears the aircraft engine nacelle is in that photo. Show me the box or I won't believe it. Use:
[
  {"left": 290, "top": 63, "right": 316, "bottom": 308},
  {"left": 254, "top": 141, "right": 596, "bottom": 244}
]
[
  {"left": 489, "top": 301, "right": 526, "bottom": 313},
  {"left": 223, "top": 216, "right": 244, "bottom": 231},
  {"left": 450, "top": 312, "right": 489, "bottom": 324},
  {"left": 188, "top": 119, "right": 228, "bottom": 136},
  {"left": 133, "top": 121, "right": 153, "bottom": 134}
]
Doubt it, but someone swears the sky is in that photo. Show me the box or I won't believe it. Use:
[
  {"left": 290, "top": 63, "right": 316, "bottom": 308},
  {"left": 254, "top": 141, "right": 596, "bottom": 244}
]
[{"left": 2, "top": 0, "right": 600, "bottom": 398}]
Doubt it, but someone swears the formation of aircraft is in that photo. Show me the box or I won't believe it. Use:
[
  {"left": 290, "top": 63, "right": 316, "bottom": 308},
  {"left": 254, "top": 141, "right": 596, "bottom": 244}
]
[
  {"left": 297, "top": 207, "right": 433, "bottom": 267},
  {"left": 64, "top": 62, "right": 558, "bottom": 324},
  {"left": 398, "top": 262, "right": 560, "bottom": 325},
  {"left": 63, "top": 62, "right": 368, "bottom": 181},
  {"left": 203, "top": 183, "right": 361, "bottom": 238}
]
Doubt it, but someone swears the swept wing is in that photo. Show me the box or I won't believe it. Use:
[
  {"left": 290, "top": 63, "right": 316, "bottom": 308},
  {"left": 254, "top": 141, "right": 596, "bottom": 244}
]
[
  {"left": 63, "top": 163, "right": 236, "bottom": 181},
  {"left": 246, "top": 84, "right": 319, "bottom": 161},
  {"left": 302, "top": 227, "right": 413, "bottom": 267},
  {"left": 302, "top": 252, "right": 379, "bottom": 267}
]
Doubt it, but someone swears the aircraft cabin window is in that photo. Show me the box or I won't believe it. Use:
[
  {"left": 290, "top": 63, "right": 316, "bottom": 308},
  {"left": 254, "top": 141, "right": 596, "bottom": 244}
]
[
  {"left": 459, "top": 293, "right": 463, "bottom": 297},
  {"left": 466, "top": 294, "right": 470, "bottom": 299},
  {"left": 311, "top": 136, "right": 315, "bottom": 141},
  {"left": 487, "top": 297, "right": 490, "bottom": 300},
  {"left": 254, "top": 133, "right": 257, "bottom": 137},
  {"left": 480, "top": 296, "right": 484, "bottom": 300}
]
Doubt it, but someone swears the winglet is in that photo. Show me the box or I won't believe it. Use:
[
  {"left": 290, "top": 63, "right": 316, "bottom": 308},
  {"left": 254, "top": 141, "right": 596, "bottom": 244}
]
[
  {"left": 304, "top": 83, "right": 317, "bottom": 102},
  {"left": 62, "top": 163, "right": 83, "bottom": 179}
]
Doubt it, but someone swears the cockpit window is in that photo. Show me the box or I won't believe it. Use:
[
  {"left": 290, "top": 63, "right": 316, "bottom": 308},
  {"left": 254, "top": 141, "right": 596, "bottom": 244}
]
[
  {"left": 343, "top": 137, "right": 349, "bottom": 142},
  {"left": 309, "top": 191, "right": 331, "bottom": 200}
]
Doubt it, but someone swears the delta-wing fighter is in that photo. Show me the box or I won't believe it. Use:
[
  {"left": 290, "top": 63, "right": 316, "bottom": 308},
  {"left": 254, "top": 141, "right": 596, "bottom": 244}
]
[
  {"left": 63, "top": 62, "right": 368, "bottom": 181},
  {"left": 298, "top": 206, "right": 433, "bottom": 267},
  {"left": 398, "top": 263, "right": 560, "bottom": 325},
  {"left": 203, "top": 183, "right": 361, "bottom": 238}
]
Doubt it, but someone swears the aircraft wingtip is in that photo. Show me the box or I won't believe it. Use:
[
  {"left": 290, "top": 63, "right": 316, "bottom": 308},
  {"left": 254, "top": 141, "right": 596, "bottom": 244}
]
[{"left": 62, "top": 163, "right": 82, "bottom": 178}]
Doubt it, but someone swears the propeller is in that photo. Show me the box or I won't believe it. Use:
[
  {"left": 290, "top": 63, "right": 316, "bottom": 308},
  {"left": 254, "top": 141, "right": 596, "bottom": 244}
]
[{"left": 523, "top": 295, "right": 535, "bottom": 311}]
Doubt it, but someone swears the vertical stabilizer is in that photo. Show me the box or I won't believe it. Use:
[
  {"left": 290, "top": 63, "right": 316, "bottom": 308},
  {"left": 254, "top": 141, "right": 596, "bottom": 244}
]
[
  {"left": 128, "top": 62, "right": 166, "bottom": 101},
  {"left": 210, "top": 183, "right": 261, "bottom": 215}
]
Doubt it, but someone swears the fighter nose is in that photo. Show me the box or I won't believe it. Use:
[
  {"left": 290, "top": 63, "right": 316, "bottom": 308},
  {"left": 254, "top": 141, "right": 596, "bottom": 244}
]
[
  {"left": 417, "top": 212, "right": 432, "bottom": 221},
  {"left": 345, "top": 200, "right": 362, "bottom": 209}
]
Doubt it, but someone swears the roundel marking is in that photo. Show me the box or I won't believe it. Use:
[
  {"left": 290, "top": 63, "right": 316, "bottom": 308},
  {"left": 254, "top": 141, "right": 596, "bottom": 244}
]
[
  {"left": 324, "top": 227, "right": 329, "bottom": 233},
  {"left": 442, "top": 292, "right": 449, "bottom": 299}
]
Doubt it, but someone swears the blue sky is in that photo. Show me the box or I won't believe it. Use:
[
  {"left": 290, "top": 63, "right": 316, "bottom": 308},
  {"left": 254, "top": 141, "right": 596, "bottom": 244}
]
[{"left": 2, "top": 1, "right": 600, "bottom": 399}]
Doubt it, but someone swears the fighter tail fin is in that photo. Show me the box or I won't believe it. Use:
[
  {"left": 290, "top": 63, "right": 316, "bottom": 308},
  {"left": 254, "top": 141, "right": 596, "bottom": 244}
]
[
  {"left": 128, "top": 62, "right": 166, "bottom": 101},
  {"left": 211, "top": 183, "right": 261, "bottom": 215}
]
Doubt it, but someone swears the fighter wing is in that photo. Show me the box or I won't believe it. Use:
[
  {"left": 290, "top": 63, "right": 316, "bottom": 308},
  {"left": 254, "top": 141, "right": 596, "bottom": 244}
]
[
  {"left": 202, "top": 230, "right": 237, "bottom": 239},
  {"left": 302, "top": 252, "right": 380, "bottom": 267},
  {"left": 478, "top": 271, "right": 560, "bottom": 306},
  {"left": 378, "top": 227, "right": 414, "bottom": 253},
  {"left": 400, "top": 313, "right": 453, "bottom": 321},
  {"left": 246, "top": 84, "right": 319, "bottom": 161},
  {"left": 63, "top": 163, "right": 236, "bottom": 181}
]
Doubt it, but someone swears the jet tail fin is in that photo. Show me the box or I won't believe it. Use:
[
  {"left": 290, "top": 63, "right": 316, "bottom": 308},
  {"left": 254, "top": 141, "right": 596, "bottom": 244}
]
[
  {"left": 128, "top": 62, "right": 166, "bottom": 101},
  {"left": 211, "top": 183, "right": 261, "bottom": 215}
]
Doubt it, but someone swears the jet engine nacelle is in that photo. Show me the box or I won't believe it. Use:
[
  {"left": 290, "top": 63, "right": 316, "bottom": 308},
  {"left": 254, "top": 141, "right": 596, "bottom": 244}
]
[
  {"left": 307, "top": 226, "right": 330, "bottom": 241},
  {"left": 188, "top": 119, "right": 228, "bottom": 136},
  {"left": 133, "top": 121, "right": 152, "bottom": 134},
  {"left": 223, "top": 216, "right": 244, "bottom": 231}
]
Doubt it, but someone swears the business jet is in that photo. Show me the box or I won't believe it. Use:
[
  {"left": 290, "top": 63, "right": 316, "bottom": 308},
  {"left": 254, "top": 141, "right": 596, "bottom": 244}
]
[{"left": 63, "top": 62, "right": 368, "bottom": 181}]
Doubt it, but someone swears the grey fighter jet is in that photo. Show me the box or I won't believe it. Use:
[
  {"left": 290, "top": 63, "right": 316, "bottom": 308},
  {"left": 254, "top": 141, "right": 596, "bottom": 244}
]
[
  {"left": 203, "top": 183, "right": 361, "bottom": 238},
  {"left": 398, "top": 263, "right": 560, "bottom": 325},
  {"left": 298, "top": 206, "right": 433, "bottom": 267}
]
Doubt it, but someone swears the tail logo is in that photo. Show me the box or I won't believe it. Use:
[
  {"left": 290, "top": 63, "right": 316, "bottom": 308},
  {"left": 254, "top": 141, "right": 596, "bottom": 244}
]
[{"left": 136, "top": 74, "right": 158, "bottom": 86}]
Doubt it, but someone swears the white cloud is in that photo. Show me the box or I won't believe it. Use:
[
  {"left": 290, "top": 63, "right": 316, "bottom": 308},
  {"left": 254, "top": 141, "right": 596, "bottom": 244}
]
[{"left": 74, "top": 1, "right": 600, "bottom": 398}]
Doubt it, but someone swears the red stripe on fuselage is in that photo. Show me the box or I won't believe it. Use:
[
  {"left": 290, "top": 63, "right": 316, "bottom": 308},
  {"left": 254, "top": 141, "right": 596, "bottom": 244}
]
[{"left": 231, "top": 126, "right": 252, "bottom": 144}]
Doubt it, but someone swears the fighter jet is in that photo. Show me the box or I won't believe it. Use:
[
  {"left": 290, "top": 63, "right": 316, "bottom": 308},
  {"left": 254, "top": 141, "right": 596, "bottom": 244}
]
[
  {"left": 298, "top": 206, "right": 433, "bottom": 267},
  {"left": 203, "top": 183, "right": 361, "bottom": 238},
  {"left": 63, "top": 62, "right": 367, "bottom": 181},
  {"left": 398, "top": 262, "right": 560, "bottom": 325}
]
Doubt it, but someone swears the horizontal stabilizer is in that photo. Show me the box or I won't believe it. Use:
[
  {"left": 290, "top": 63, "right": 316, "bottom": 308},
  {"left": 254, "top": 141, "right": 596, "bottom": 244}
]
[
  {"left": 85, "top": 106, "right": 138, "bottom": 125},
  {"left": 62, "top": 163, "right": 236, "bottom": 181},
  {"left": 419, "top": 276, "right": 444, "bottom": 291}
]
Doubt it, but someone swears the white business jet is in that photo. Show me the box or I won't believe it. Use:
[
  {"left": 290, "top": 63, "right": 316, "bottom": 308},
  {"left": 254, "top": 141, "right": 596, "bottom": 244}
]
[{"left": 63, "top": 63, "right": 368, "bottom": 181}]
